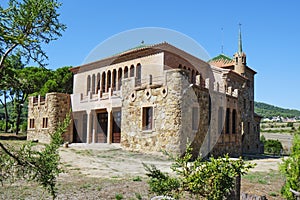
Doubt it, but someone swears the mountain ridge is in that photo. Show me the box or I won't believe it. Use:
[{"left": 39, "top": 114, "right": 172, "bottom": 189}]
[{"left": 254, "top": 101, "right": 300, "bottom": 119}]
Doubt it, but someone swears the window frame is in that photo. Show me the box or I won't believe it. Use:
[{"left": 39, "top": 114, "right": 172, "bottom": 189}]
[
  {"left": 29, "top": 118, "right": 35, "bottom": 129},
  {"left": 142, "top": 106, "right": 154, "bottom": 131},
  {"left": 42, "top": 117, "right": 48, "bottom": 129}
]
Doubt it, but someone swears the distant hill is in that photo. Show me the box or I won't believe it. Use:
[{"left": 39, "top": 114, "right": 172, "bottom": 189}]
[{"left": 255, "top": 102, "right": 300, "bottom": 118}]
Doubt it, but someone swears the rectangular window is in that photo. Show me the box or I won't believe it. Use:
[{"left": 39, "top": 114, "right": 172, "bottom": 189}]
[
  {"left": 142, "top": 107, "right": 153, "bottom": 130},
  {"left": 225, "top": 108, "right": 230, "bottom": 134},
  {"left": 248, "top": 122, "right": 250, "bottom": 134},
  {"left": 232, "top": 109, "right": 236, "bottom": 134},
  {"left": 29, "top": 119, "right": 35, "bottom": 129},
  {"left": 218, "top": 107, "right": 224, "bottom": 134},
  {"left": 42, "top": 117, "right": 48, "bottom": 128},
  {"left": 192, "top": 107, "right": 199, "bottom": 130}
]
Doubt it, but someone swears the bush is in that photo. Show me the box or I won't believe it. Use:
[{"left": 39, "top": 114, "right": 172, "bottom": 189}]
[
  {"left": 287, "top": 122, "right": 294, "bottom": 127},
  {"left": 264, "top": 139, "right": 283, "bottom": 155},
  {"left": 260, "top": 135, "right": 266, "bottom": 143},
  {"left": 280, "top": 134, "right": 300, "bottom": 199},
  {"left": 143, "top": 145, "right": 254, "bottom": 199}
]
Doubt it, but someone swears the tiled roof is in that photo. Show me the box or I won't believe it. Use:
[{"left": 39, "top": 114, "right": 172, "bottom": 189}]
[{"left": 208, "top": 54, "right": 235, "bottom": 67}]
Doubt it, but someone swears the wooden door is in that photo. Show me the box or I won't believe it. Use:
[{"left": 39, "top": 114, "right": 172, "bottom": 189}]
[
  {"left": 112, "top": 111, "right": 121, "bottom": 143},
  {"left": 96, "top": 113, "right": 108, "bottom": 143}
]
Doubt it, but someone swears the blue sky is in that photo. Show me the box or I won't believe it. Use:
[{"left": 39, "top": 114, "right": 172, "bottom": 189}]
[{"left": 5, "top": 0, "right": 300, "bottom": 110}]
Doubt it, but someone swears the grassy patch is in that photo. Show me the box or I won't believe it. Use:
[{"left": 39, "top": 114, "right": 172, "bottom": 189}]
[
  {"left": 242, "top": 170, "right": 282, "bottom": 185},
  {"left": 133, "top": 176, "right": 142, "bottom": 182}
]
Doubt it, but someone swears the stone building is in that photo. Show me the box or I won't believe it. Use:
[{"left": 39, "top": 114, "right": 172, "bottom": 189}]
[
  {"left": 27, "top": 93, "right": 72, "bottom": 143},
  {"left": 28, "top": 30, "right": 262, "bottom": 156}
]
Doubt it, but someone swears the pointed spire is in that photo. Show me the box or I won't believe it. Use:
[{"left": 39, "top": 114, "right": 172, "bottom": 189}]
[{"left": 238, "top": 23, "right": 243, "bottom": 54}]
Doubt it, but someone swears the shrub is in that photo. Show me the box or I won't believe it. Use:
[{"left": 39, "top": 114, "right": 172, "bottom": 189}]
[
  {"left": 264, "top": 139, "right": 283, "bottom": 155},
  {"left": 115, "top": 193, "right": 123, "bottom": 200},
  {"left": 260, "top": 135, "right": 266, "bottom": 143},
  {"left": 287, "top": 122, "right": 294, "bottom": 127},
  {"left": 280, "top": 134, "right": 300, "bottom": 199},
  {"left": 143, "top": 145, "right": 254, "bottom": 199}
]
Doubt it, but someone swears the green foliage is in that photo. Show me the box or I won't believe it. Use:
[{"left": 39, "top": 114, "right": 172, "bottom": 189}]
[
  {"left": 135, "top": 192, "right": 142, "bottom": 200},
  {"left": 0, "top": 0, "right": 66, "bottom": 69},
  {"left": 255, "top": 102, "right": 300, "bottom": 119},
  {"left": 260, "top": 135, "right": 266, "bottom": 143},
  {"left": 287, "top": 122, "right": 294, "bottom": 127},
  {"left": 115, "top": 193, "right": 124, "bottom": 200},
  {"left": 264, "top": 139, "right": 283, "bottom": 155},
  {"left": 143, "top": 145, "right": 254, "bottom": 199},
  {"left": 0, "top": 65, "right": 72, "bottom": 134},
  {"left": 143, "top": 163, "right": 180, "bottom": 198},
  {"left": 132, "top": 176, "right": 142, "bottom": 182},
  {"left": 0, "top": 112, "right": 71, "bottom": 199},
  {"left": 280, "top": 134, "right": 300, "bottom": 199}
]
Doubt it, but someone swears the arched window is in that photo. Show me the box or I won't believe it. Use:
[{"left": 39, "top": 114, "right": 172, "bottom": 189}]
[
  {"left": 136, "top": 63, "right": 141, "bottom": 86},
  {"left": 178, "top": 64, "right": 182, "bottom": 69},
  {"left": 101, "top": 72, "right": 106, "bottom": 93},
  {"left": 87, "top": 75, "right": 91, "bottom": 95},
  {"left": 107, "top": 70, "right": 111, "bottom": 91},
  {"left": 130, "top": 64, "right": 134, "bottom": 77},
  {"left": 112, "top": 69, "right": 116, "bottom": 91},
  {"left": 92, "top": 74, "right": 95, "bottom": 94},
  {"left": 96, "top": 73, "right": 100, "bottom": 93},
  {"left": 225, "top": 108, "right": 230, "bottom": 134},
  {"left": 232, "top": 109, "right": 237, "bottom": 134},
  {"left": 124, "top": 66, "right": 128, "bottom": 78},
  {"left": 118, "top": 68, "right": 122, "bottom": 90}
]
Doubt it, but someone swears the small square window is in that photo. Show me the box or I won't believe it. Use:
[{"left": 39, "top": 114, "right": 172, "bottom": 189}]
[
  {"left": 42, "top": 118, "right": 48, "bottom": 128},
  {"left": 142, "top": 107, "right": 153, "bottom": 130}
]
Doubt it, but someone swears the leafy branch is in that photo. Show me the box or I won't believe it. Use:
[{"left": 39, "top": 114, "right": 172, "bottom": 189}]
[{"left": 0, "top": 112, "right": 71, "bottom": 199}]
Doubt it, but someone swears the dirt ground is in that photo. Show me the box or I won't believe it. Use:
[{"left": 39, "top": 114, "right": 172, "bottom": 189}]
[{"left": 0, "top": 142, "right": 286, "bottom": 199}]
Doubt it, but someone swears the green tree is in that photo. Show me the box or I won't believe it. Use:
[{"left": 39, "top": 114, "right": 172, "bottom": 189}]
[
  {"left": 0, "top": 54, "right": 24, "bottom": 132},
  {"left": 280, "top": 133, "right": 300, "bottom": 199},
  {"left": 0, "top": 0, "right": 66, "bottom": 72},
  {"left": 10, "top": 66, "right": 53, "bottom": 134},
  {"left": 40, "top": 66, "right": 73, "bottom": 96}
]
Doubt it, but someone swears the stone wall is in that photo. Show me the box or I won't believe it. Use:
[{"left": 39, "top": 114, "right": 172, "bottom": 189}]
[
  {"left": 121, "top": 69, "right": 186, "bottom": 154},
  {"left": 121, "top": 68, "right": 242, "bottom": 157},
  {"left": 27, "top": 93, "right": 72, "bottom": 143}
]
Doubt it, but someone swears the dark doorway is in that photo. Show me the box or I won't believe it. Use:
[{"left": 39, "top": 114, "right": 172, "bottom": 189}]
[
  {"left": 96, "top": 112, "right": 108, "bottom": 143},
  {"left": 73, "top": 119, "right": 81, "bottom": 143},
  {"left": 112, "top": 110, "right": 121, "bottom": 143},
  {"left": 82, "top": 114, "right": 87, "bottom": 143}
]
